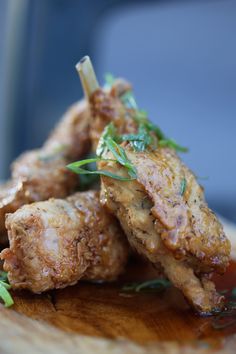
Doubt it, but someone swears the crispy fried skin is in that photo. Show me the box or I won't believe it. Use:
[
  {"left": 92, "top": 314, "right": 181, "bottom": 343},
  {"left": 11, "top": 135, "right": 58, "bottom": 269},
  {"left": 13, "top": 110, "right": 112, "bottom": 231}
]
[
  {"left": 0, "top": 81, "right": 133, "bottom": 241},
  {"left": 125, "top": 148, "right": 230, "bottom": 274},
  {"left": 89, "top": 80, "right": 137, "bottom": 150},
  {"left": 0, "top": 100, "right": 90, "bottom": 241},
  {"left": 43, "top": 100, "right": 90, "bottom": 160},
  {"left": 1, "top": 191, "right": 128, "bottom": 293},
  {"left": 89, "top": 83, "right": 231, "bottom": 314},
  {"left": 99, "top": 150, "right": 230, "bottom": 313}
]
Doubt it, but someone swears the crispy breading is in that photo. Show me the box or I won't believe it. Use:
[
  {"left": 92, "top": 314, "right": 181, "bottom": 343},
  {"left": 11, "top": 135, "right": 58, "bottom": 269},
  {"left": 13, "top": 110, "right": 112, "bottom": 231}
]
[
  {"left": 1, "top": 191, "right": 128, "bottom": 293},
  {"left": 0, "top": 100, "right": 90, "bottom": 241},
  {"left": 89, "top": 83, "right": 231, "bottom": 313}
]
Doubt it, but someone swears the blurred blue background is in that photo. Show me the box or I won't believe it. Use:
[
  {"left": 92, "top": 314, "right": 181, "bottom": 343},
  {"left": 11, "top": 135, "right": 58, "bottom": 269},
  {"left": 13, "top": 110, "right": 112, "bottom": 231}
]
[{"left": 0, "top": 0, "right": 235, "bottom": 221}]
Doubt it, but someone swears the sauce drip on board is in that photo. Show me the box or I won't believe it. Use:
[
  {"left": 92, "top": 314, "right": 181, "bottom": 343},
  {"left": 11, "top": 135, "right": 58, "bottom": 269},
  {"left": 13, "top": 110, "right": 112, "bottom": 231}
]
[{"left": 10, "top": 259, "right": 236, "bottom": 347}]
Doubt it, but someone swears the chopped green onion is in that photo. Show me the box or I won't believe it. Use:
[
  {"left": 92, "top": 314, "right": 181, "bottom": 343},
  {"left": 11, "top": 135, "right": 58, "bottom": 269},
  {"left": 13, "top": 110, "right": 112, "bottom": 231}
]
[
  {"left": 105, "top": 137, "right": 137, "bottom": 178},
  {"left": 121, "top": 279, "right": 171, "bottom": 293},
  {"left": 76, "top": 153, "right": 100, "bottom": 190},
  {"left": 120, "top": 91, "right": 138, "bottom": 110},
  {"left": 180, "top": 178, "right": 187, "bottom": 196},
  {"left": 96, "top": 123, "right": 137, "bottom": 179},
  {"left": 145, "top": 122, "right": 166, "bottom": 141},
  {"left": 67, "top": 158, "right": 135, "bottom": 181},
  {"left": 0, "top": 281, "right": 11, "bottom": 290},
  {"left": 104, "top": 72, "right": 115, "bottom": 88},
  {"left": 96, "top": 123, "right": 120, "bottom": 157},
  {"left": 121, "top": 124, "right": 152, "bottom": 152},
  {"left": 120, "top": 91, "right": 187, "bottom": 153},
  {"left": 158, "top": 139, "right": 188, "bottom": 152},
  {"left": 135, "top": 110, "right": 148, "bottom": 123},
  {"left": 0, "top": 278, "right": 14, "bottom": 307},
  {"left": 71, "top": 72, "right": 189, "bottom": 185},
  {"left": 0, "top": 271, "right": 8, "bottom": 282}
]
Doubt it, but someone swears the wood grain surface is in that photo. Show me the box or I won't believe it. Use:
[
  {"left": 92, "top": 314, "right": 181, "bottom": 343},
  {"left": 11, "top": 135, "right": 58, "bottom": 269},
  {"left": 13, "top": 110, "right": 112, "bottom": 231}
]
[{"left": 0, "top": 218, "right": 235, "bottom": 354}]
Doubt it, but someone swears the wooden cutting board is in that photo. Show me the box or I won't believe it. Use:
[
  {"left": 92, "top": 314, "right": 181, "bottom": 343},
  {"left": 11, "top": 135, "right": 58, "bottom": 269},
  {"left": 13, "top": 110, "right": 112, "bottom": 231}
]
[{"left": 0, "top": 218, "right": 236, "bottom": 354}]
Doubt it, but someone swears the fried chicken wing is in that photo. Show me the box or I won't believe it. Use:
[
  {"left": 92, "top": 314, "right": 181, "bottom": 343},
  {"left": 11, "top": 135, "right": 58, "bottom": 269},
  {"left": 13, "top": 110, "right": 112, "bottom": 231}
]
[
  {"left": 77, "top": 56, "right": 231, "bottom": 313},
  {"left": 0, "top": 100, "right": 90, "bottom": 241},
  {"left": 89, "top": 79, "right": 136, "bottom": 150},
  {"left": 99, "top": 147, "right": 230, "bottom": 313},
  {"left": 1, "top": 191, "right": 128, "bottom": 293}
]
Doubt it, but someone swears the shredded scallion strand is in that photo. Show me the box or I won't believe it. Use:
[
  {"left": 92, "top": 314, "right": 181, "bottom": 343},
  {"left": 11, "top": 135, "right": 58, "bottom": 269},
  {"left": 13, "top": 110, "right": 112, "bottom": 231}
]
[
  {"left": 121, "top": 279, "right": 171, "bottom": 293},
  {"left": 180, "top": 178, "right": 187, "bottom": 196},
  {"left": 104, "top": 72, "right": 116, "bottom": 89},
  {"left": 69, "top": 73, "right": 188, "bottom": 182},
  {"left": 120, "top": 90, "right": 138, "bottom": 110},
  {"left": 0, "top": 271, "right": 8, "bottom": 282},
  {"left": 104, "top": 137, "right": 137, "bottom": 178},
  {"left": 67, "top": 158, "right": 135, "bottom": 181},
  {"left": 0, "top": 271, "right": 14, "bottom": 307},
  {"left": 120, "top": 89, "right": 188, "bottom": 152}
]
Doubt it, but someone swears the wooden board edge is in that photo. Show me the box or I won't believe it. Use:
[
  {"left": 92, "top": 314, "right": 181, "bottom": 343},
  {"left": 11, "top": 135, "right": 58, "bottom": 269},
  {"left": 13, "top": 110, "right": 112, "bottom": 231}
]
[{"left": 0, "top": 304, "right": 236, "bottom": 354}]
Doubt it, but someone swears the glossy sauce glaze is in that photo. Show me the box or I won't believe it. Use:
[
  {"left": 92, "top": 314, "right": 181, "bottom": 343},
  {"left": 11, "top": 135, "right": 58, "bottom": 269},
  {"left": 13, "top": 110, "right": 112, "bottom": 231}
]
[{"left": 11, "top": 258, "right": 236, "bottom": 347}]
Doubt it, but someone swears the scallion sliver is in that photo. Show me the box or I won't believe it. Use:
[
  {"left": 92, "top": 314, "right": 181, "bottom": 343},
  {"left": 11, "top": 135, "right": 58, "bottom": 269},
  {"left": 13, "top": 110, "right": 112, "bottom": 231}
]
[{"left": 67, "top": 158, "right": 135, "bottom": 181}]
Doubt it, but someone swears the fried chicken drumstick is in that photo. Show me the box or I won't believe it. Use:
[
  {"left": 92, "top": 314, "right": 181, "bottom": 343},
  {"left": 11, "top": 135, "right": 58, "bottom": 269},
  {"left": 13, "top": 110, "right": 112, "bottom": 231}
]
[
  {"left": 74, "top": 56, "right": 231, "bottom": 314},
  {"left": 0, "top": 101, "right": 90, "bottom": 242},
  {"left": 1, "top": 191, "right": 128, "bottom": 293}
]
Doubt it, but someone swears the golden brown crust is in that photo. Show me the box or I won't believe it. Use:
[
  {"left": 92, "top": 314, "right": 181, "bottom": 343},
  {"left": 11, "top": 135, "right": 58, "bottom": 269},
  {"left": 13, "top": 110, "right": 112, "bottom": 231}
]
[
  {"left": 0, "top": 100, "right": 90, "bottom": 240},
  {"left": 44, "top": 100, "right": 90, "bottom": 160},
  {"left": 1, "top": 191, "right": 128, "bottom": 293},
  {"left": 89, "top": 80, "right": 137, "bottom": 150},
  {"left": 99, "top": 157, "right": 224, "bottom": 313},
  {"left": 88, "top": 82, "right": 231, "bottom": 313},
  {"left": 125, "top": 147, "right": 230, "bottom": 273}
]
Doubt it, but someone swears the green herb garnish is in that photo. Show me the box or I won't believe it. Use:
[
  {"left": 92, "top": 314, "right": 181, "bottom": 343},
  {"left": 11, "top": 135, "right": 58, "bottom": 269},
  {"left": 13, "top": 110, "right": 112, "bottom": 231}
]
[
  {"left": 121, "top": 124, "right": 153, "bottom": 152},
  {"left": 0, "top": 271, "right": 14, "bottom": 307},
  {"left": 120, "top": 88, "right": 188, "bottom": 152},
  {"left": 75, "top": 154, "right": 100, "bottom": 190},
  {"left": 120, "top": 90, "right": 138, "bottom": 109},
  {"left": 69, "top": 73, "right": 188, "bottom": 183},
  {"left": 104, "top": 73, "right": 115, "bottom": 88},
  {"left": 158, "top": 138, "right": 188, "bottom": 152},
  {"left": 144, "top": 121, "right": 166, "bottom": 141},
  {"left": 69, "top": 122, "right": 137, "bottom": 181},
  {"left": 0, "top": 271, "right": 8, "bottom": 282},
  {"left": 180, "top": 178, "right": 187, "bottom": 196},
  {"left": 121, "top": 279, "right": 171, "bottom": 293},
  {"left": 96, "top": 122, "right": 137, "bottom": 178},
  {"left": 68, "top": 157, "right": 135, "bottom": 182},
  {"left": 96, "top": 123, "right": 120, "bottom": 157},
  {"left": 104, "top": 137, "right": 137, "bottom": 178}
]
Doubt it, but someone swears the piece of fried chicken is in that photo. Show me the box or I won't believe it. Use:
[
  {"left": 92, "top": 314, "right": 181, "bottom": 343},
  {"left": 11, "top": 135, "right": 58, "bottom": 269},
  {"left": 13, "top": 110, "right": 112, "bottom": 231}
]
[
  {"left": 99, "top": 147, "right": 230, "bottom": 313},
  {"left": 1, "top": 191, "right": 128, "bottom": 293},
  {"left": 78, "top": 56, "right": 231, "bottom": 313},
  {"left": 0, "top": 100, "right": 90, "bottom": 242}
]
